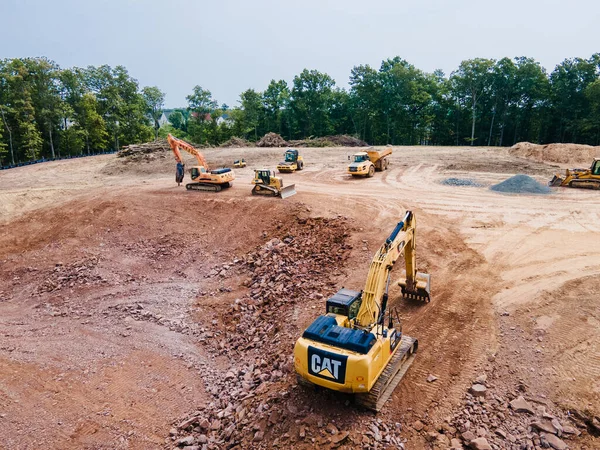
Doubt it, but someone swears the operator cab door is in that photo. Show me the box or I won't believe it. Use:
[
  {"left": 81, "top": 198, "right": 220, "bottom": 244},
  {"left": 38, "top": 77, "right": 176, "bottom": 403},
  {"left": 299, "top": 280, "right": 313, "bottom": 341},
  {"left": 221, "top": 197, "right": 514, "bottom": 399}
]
[{"left": 593, "top": 160, "right": 600, "bottom": 175}]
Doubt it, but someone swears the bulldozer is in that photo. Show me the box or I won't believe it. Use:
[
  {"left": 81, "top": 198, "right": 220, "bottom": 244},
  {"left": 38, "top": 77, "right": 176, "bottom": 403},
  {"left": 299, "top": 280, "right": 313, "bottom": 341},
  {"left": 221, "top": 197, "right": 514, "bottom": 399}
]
[
  {"left": 277, "top": 149, "right": 304, "bottom": 173},
  {"left": 168, "top": 134, "right": 235, "bottom": 192},
  {"left": 549, "top": 158, "right": 600, "bottom": 190},
  {"left": 252, "top": 169, "right": 297, "bottom": 199},
  {"left": 294, "top": 211, "right": 430, "bottom": 412},
  {"left": 233, "top": 159, "right": 247, "bottom": 168}
]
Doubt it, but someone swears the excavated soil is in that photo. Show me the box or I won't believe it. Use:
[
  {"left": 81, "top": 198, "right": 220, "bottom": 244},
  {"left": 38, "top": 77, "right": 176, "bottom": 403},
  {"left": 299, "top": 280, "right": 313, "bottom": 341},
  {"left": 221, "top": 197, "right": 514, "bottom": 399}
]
[
  {"left": 1, "top": 145, "right": 599, "bottom": 449},
  {"left": 509, "top": 142, "right": 600, "bottom": 166}
]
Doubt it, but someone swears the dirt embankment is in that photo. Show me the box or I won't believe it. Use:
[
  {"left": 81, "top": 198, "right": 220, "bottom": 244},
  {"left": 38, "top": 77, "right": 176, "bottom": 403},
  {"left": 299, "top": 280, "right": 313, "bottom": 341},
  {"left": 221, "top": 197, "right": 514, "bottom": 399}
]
[{"left": 510, "top": 142, "right": 600, "bottom": 166}]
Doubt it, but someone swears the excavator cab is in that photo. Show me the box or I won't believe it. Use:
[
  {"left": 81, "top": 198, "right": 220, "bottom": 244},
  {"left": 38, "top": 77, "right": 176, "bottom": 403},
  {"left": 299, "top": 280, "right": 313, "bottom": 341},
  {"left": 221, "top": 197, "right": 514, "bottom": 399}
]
[
  {"left": 326, "top": 289, "right": 363, "bottom": 320},
  {"left": 191, "top": 166, "right": 207, "bottom": 179},
  {"left": 592, "top": 159, "right": 600, "bottom": 175}
]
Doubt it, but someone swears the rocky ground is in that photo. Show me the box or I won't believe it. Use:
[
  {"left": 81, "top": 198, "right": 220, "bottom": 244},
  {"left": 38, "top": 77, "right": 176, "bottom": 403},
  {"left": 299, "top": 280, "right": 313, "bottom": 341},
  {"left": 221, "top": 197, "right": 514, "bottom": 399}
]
[{"left": 1, "top": 145, "right": 599, "bottom": 450}]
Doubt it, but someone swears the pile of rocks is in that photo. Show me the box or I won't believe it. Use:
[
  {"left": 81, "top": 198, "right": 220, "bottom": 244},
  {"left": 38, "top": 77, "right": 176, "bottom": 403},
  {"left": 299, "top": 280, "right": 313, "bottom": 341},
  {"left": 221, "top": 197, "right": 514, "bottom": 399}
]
[
  {"left": 36, "top": 257, "right": 106, "bottom": 294},
  {"left": 168, "top": 215, "right": 412, "bottom": 449},
  {"left": 419, "top": 374, "right": 584, "bottom": 450}
]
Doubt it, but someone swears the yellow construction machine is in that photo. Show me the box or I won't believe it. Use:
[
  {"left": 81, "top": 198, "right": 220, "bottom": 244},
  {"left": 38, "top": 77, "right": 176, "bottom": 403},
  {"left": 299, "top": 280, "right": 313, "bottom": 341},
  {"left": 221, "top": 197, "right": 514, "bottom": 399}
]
[
  {"left": 549, "top": 158, "right": 600, "bottom": 189},
  {"left": 233, "top": 159, "right": 247, "bottom": 168},
  {"left": 294, "top": 211, "right": 430, "bottom": 411},
  {"left": 252, "top": 169, "right": 297, "bottom": 199},
  {"left": 168, "top": 134, "right": 235, "bottom": 192},
  {"left": 347, "top": 147, "right": 392, "bottom": 177},
  {"left": 277, "top": 149, "right": 304, "bottom": 173}
]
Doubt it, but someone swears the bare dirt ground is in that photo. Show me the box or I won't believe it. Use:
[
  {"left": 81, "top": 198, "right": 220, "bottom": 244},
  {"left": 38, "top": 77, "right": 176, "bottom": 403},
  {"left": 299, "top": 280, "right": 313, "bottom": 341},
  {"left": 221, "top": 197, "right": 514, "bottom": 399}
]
[{"left": 0, "top": 145, "right": 599, "bottom": 450}]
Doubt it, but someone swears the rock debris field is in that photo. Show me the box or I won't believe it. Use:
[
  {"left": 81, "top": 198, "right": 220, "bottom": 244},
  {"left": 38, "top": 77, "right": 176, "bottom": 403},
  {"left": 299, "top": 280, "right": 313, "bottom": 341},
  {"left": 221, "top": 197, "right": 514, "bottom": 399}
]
[{"left": 0, "top": 142, "right": 599, "bottom": 450}]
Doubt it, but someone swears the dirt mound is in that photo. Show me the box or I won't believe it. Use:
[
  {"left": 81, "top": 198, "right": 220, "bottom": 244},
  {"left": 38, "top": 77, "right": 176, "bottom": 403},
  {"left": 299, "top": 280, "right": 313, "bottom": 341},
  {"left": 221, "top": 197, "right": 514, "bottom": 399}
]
[
  {"left": 509, "top": 142, "right": 600, "bottom": 166},
  {"left": 491, "top": 174, "right": 550, "bottom": 194},
  {"left": 117, "top": 139, "right": 170, "bottom": 158},
  {"left": 288, "top": 135, "right": 368, "bottom": 148},
  {"left": 257, "top": 132, "right": 288, "bottom": 147},
  {"left": 220, "top": 137, "right": 254, "bottom": 148}
]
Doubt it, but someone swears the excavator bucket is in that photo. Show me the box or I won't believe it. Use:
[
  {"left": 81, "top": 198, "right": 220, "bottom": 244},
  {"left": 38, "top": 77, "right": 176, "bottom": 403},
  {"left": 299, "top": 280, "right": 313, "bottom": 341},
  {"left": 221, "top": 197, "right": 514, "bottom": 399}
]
[
  {"left": 279, "top": 184, "right": 297, "bottom": 199},
  {"left": 397, "top": 270, "right": 431, "bottom": 302}
]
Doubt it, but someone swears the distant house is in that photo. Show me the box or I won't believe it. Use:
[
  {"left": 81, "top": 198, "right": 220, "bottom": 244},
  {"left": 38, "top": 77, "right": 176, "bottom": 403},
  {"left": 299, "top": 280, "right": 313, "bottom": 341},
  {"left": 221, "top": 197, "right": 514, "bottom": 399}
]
[
  {"left": 216, "top": 113, "right": 233, "bottom": 126},
  {"left": 157, "top": 113, "right": 168, "bottom": 127}
]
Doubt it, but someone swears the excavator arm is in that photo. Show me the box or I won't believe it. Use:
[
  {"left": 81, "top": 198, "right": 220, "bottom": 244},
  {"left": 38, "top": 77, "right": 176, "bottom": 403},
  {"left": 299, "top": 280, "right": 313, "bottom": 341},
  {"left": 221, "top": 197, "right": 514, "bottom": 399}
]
[
  {"left": 167, "top": 134, "right": 209, "bottom": 169},
  {"left": 356, "top": 211, "right": 430, "bottom": 328}
]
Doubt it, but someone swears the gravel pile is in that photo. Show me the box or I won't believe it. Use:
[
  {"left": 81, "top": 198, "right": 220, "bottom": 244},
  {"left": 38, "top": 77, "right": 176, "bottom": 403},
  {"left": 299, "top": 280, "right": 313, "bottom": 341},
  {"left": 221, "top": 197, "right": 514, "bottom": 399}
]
[
  {"left": 491, "top": 175, "right": 550, "bottom": 194},
  {"left": 442, "top": 178, "right": 482, "bottom": 187}
]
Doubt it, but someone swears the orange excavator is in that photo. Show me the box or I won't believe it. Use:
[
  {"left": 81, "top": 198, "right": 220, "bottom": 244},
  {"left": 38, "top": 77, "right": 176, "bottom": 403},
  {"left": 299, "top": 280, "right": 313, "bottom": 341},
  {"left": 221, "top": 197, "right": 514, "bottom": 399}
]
[{"left": 167, "top": 134, "right": 235, "bottom": 192}]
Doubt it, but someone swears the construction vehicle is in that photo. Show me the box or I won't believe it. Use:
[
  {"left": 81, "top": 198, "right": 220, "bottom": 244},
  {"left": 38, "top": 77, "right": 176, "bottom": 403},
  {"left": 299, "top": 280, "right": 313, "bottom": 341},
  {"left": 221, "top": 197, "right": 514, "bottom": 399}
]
[
  {"left": 252, "top": 169, "right": 297, "bottom": 199},
  {"left": 277, "top": 149, "right": 304, "bottom": 173},
  {"left": 233, "top": 159, "right": 247, "bottom": 168},
  {"left": 294, "top": 211, "right": 430, "bottom": 411},
  {"left": 549, "top": 158, "right": 600, "bottom": 190},
  {"left": 168, "top": 134, "right": 235, "bottom": 192},
  {"left": 347, "top": 147, "right": 392, "bottom": 177}
]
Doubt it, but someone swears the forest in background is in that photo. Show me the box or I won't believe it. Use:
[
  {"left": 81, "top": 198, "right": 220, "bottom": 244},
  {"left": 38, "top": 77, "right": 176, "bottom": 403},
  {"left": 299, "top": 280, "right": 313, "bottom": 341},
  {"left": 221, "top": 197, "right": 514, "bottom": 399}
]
[{"left": 1, "top": 54, "right": 600, "bottom": 165}]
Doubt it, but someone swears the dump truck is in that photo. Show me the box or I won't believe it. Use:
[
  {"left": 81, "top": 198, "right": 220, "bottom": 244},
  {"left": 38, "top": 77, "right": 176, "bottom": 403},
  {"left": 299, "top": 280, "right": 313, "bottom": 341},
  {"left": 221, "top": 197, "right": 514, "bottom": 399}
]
[
  {"left": 549, "top": 158, "right": 600, "bottom": 190},
  {"left": 347, "top": 148, "right": 392, "bottom": 177}
]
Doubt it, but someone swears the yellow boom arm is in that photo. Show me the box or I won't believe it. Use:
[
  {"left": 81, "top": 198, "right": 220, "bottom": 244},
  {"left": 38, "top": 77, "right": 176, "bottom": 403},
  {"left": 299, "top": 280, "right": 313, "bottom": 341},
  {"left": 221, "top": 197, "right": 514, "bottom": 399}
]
[{"left": 356, "top": 211, "right": 429, "bottom": 328}]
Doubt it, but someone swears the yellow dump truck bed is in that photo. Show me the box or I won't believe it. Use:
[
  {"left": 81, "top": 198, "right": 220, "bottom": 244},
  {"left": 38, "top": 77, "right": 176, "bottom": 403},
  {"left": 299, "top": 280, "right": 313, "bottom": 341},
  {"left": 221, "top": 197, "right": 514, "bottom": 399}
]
[{"left": 366, "top": 147, "right": 392, "bottom": 163}]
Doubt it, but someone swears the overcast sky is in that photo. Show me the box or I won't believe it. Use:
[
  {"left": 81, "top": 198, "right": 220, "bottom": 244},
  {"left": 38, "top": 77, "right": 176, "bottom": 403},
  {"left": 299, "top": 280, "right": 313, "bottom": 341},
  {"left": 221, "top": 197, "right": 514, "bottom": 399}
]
[{"left": 1, "top": 0, "right": 598, "bottom": 108}]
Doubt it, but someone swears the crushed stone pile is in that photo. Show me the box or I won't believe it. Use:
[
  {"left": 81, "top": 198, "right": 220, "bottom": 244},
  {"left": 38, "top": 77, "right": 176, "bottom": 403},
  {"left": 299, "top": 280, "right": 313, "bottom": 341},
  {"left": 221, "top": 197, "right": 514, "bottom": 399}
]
[
  {"left": 257, "top": 132, "right": 289, "bottom": 147},
  {"left": 491, "top": 174, "right": 550, "bottom": 194},
  {"left": 167, "top": 214, "right": 410, "bottom": 449},
  {"left": 510, "top": 142, "right": 600, "bottom": 166},
  {"left": 434, "top": 375, "right": 584, "bottom": 450},
  {"left": 35, "top": 257, "right": 107, "bottom": 294},
  {"left": 220, "top": 137, "right": 254, "bottom": 148},
  {"left": 442, "top": 178, "right": 482, "bottom": 187},
  {"left": 117, "top": 139, "right": 170, "bottom": 158}
]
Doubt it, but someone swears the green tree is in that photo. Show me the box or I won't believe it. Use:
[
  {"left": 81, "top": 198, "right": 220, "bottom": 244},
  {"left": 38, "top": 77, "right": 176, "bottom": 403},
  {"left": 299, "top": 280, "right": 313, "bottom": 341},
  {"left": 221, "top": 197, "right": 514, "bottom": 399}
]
[
  {"left": 290, "top": 69, "right": 335, "bottom": 138},
  {"left": 142, "top": 86, "right": 165, "bottom": 140},
  {"left": 76, "top": 93, "right": 108, "bottom": 154},
  {"left": 186, "top": 86, "right": 217, "bottom": 144},
  {"left": 239, "top": 88, "right": 263, "bottom": 141},
  {"left": 450, "top": 58, "right": 495, "bottom": 145},
  {"left": 263, "top": 80, "right": 290, "bottom": 136}
]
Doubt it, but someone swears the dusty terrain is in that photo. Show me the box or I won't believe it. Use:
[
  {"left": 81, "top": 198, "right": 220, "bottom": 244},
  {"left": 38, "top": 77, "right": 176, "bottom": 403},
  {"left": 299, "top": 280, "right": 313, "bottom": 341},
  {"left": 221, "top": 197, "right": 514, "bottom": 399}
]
[{"left": 0, "top": 145, "right": 599, "bottom": 450}]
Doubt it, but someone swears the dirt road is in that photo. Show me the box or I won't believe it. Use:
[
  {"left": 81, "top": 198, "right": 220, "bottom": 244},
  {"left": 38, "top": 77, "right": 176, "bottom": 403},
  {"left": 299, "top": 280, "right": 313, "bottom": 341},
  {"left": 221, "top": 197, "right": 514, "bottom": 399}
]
[{"left": 0, "top": 146, "right": 598, "bottom": 449}]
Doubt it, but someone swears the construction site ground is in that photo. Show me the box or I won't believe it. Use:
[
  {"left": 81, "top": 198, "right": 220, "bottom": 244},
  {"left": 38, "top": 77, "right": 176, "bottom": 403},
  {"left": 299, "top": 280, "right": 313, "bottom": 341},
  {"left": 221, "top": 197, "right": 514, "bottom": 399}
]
[{"left": 1, "top": 145, "right": 599, "bottom": 450}]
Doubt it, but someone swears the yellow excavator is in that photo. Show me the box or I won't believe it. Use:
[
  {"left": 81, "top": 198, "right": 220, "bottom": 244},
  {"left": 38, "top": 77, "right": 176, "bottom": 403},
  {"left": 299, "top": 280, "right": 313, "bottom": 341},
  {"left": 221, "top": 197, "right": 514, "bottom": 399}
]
[
  {"left": 252, "top": 169, "right": 297, "bottom": 199},
  {"left": 549, "top": 158, "right": 600, "bottom": 189},
  {"left": 168, "top": 134, "right": 235, "bottom": 192},
  {"left": 294, "top": 211, "right": 431, "bottom": 411}
]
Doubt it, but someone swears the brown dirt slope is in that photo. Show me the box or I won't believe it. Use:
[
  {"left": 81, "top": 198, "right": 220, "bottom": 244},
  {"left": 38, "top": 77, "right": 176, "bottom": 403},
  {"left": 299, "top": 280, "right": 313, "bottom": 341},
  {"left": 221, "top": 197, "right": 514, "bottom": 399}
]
[{"left": 510, "top": 141, "right": 600, "bottom": 166}]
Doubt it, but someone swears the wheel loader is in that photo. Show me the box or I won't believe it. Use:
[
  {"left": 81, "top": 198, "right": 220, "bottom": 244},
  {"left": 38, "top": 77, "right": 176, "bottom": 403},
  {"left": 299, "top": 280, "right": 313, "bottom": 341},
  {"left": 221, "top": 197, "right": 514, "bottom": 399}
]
[
  {"left": 549, "top": 158, "right": 600, "bottom": 189},
  {"left": 347, "top": 147, "right": 391, "bottom": 177},
  {"left": 252, "top": 169, "right": 297, "bottom": 199},
  {"left": 277, "top": 149, "right": 304, "bottom": 173},
  {"left": 233, "top": 159, "right": 247, "bottom": 168},
  {"left": 294, "top": 211, "right": 430, "bottom": 412}
]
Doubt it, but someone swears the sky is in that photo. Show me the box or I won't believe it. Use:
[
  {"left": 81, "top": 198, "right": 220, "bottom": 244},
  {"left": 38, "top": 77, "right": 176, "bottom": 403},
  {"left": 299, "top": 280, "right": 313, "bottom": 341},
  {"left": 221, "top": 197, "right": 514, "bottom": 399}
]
[{"left": 1, "top": 0, "right": 599, "bottom": 108}]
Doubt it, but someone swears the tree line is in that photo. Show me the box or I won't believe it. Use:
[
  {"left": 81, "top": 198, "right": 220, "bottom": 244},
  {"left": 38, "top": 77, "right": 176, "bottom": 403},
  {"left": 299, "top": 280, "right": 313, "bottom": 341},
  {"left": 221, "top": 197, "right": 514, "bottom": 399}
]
[
  {"left": 2, "top": 54, "right": 600, "bottom": 165},
  {"left": 0, "top": 57, "right": 165, "bottom": 165}
]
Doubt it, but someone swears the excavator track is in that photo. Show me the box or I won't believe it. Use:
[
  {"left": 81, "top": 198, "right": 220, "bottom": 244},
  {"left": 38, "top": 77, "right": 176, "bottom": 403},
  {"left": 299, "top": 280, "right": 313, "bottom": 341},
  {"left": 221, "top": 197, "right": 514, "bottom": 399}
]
[
  {"left": 186, "top": 183, "right": 222, "bottom": 192},
  {"left": 355, "top": 335, "right": 418, "bottom": 412}
]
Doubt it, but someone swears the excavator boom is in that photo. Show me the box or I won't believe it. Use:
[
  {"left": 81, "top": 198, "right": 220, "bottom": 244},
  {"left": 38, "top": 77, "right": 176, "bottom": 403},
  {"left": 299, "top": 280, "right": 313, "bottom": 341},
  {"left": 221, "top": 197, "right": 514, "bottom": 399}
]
[{"left": 167, "top": 134, "right": 209, "bottom": 169}]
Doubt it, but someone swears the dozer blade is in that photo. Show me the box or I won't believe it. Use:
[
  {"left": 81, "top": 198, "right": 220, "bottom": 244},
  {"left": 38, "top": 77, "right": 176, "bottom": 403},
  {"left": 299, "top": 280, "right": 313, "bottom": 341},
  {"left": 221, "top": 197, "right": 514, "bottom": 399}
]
[
  {"left": 279, "top": 184, "right": 297, "bottom": 199},
  {"left": 548, "top": 175, "right": 564, "bottom": 187},
  {"left": 397, "top": 270, "right": 431, "bottom": 302}
]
